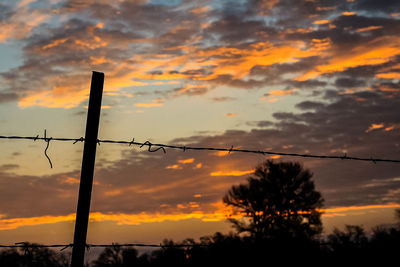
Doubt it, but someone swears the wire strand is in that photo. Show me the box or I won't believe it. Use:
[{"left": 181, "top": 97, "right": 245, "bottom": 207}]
[
  {"left": 0, "top": 242, "right": 206, "bottom": 251},
  {"left": 0, "top": 134, "right": 399, "bottom": 164}
]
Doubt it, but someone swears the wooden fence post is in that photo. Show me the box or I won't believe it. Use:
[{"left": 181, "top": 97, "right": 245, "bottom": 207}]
[{"left": 71, "top": 71, "right": 104, "bottom": 267}]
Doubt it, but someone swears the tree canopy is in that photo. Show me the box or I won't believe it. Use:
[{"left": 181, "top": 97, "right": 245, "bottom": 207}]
[{"left": 223, "top": 160, "right": 324, "bottom": 240}]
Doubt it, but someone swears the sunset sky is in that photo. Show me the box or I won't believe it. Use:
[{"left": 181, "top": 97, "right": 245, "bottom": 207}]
[{"left": 1, "top": 0, "right": 400, "bottom": 247}]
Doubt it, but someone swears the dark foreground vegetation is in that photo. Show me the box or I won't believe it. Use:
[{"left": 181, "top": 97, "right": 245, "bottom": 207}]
[
  {"left": 1, "top": 160, "right": 399, "bottom": 266},
  {"left": 1, "top": 226, "right": 400, "bottom": 267}
]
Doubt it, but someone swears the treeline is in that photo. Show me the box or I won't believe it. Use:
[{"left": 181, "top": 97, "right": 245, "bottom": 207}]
[
  {"left": 90, "top": 224, "right": 400, "bottom": 266},
  {"left": 1, "top": 224, "right": 399, "bottom": 267}
]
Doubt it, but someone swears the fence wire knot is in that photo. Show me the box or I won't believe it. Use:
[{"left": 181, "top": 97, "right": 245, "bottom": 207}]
[
  {"left": 73, "top": 137, "right": 84, "bottom": 144},
  {"left": 43, "top": 130, "right": 53, "bottom": 169},
  {"left": 141, "top": 141, "right": 166, "bottom": 153},
  {"left": 129, "top": 138, "right": 135, "bottom": 146},
  {"left": 60, "top": 243, "right": 73, "bottom": 251}
]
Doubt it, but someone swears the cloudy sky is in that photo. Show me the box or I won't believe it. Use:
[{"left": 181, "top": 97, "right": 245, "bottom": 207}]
[{"left": 0, "top": 0, "right": 400, "bottom": 246}]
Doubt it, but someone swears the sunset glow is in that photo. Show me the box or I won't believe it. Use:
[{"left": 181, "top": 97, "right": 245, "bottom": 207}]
[{"left": 0, "top": 0, "right": 399, "bottom": 247}]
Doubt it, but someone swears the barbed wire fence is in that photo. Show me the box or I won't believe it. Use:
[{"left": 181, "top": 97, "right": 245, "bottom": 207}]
[
  {"left": 1, "top": 131, "right": 400, "bottom": 169},
  {"left": 0, "top": 242, "right": 206, "bottom": 251}
]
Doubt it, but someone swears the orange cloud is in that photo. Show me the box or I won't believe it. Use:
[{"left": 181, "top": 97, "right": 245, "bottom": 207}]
[
  {"left": 212, "top": 146, "right": 241, "bottom": 157},
  {"left": 311, "top": 38, "right": 332, "bottom": 51},
  {"left": 1, "top": 203, "right": 399, "bottom": 230},
  {"left": 296, "top": 36, "right": 400, "bottom": 81},
  {"left": 269, "top": 89, "right": 294, "bottom": 96},
  {"left": 321, "top": 204, "right": 400, "bottom": 217},
  {"left": 135, "top": 103, "right": 163, "bottom": 108},
  {"left": 42, "top": 38, "right": 68, "bottom": 50},
  {"left": 0, "top": 7, "right": 50, "bottom": 43},
  {"left": 166, "top": 164, "right": 182, "bottom": 170},
  {"left": 356, "top": 25, "right": 383, "bottom": 33},
  {"left": 190, "top": 6, "right": 210, "bottom": 14},
  {"left": 0, "top": 214, "right": 76, "bottom": 230},
  {"left": 0, "top": 202, "right": 237, "bottom": 230},
  {"left": 269, "top": 155, "right": 281, "bottom": 159},
  {"left": 376, "top": 72, "right": 400, "bottom": 79},
  {"left": 18, "top": 31, "right": 331, "bottom": 109},
  {"left": 104, "top": 190, "right": 122, "bottom": 197},
  {"left": 178, "top": 158, "right": 195, "bottom": 164},
  {"left": 342, "top": 11, "right": 356, "bottom": 16},
  {"left": 195, "top": 163, "right": 203, "bottom": 169},
  {"left": 210, "top": 169, "right": 255, "bottom": 176},
  {"left": 18, "top": 87, "right": 89, "bottom": 109},
  {"left": 384, "top": 124, "right": 400, "bottom": 131},
  {"left": 16, "top": 70, "right": 145, "bottom": 109},
  {"left": 225, "top": 113, "right": 237, "bottom": 117},
  {"left": 199, "top": 42, "right": 321, "bottom": 80},
  {"left": 365, "top": 123, "right": 384, "bottom": 133},
  {"left": 313, "top": 19, "right": 330, "bottom": 25},
  {"left": 61, "top": 177, "right": 80, "bottom": 185}
]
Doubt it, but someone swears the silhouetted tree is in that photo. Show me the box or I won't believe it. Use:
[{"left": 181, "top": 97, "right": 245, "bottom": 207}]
[
  {"left": 0, "top": 244, "right": 69, "bottom": 267},
  {"left": 368, "top": 225, "right": 400, "bottom": 264},
  {"left": 326, "top": 225, "right": 369, "bottom": 265},
  {"left": 151, "top": 239, "right": 186, "bottom": 267},
  {"left": 223, "top": 160, "right": 324, "bottom": 240},
  {"left": 92, "top": 245, "right": 145, "bottom": 267},
  {"left": 328, "top": 225, "right": 368, "bottom": 251}
]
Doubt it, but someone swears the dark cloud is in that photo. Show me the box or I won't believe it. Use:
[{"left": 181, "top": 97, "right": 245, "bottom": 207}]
[
  {"left": 355, "top": 0, "right": 400, "bottom": 13},
  {"left": 210, "top": 96, "right": 237, "bottom": 102},
  {"left": 249, "top": 57, "right": 325, "bottom": 88},
  {"left": 0, "top": 3, "right": 13, "bottom": 22},
  {"left": 204, "top": 15, "right": 275, "bottom": 44},
  {"left": 334, "top": 77, "right": 366, "bottom": 88},
  {"left": 246, "top": 120, "right": 274, "bottom": 128},
  {"left": 0, "top": 171, "right": 80, "bottom": 218},
  {"left": 0, "top": 164, "right": 19, "bottom": 171},
  {"left": 208, "top": 74, "right": 264, "bottom": 89},
  {"left": 295, "top": 101, "right": 326, "bottom": 111},
  {"left": 288, "top": 80, "right": 328, "bottom": 89},
  {"left": 0, "top": 92, "right": 18, "bottom": 103}
]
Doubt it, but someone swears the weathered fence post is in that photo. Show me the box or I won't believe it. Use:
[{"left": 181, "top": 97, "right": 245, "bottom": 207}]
[{"left": 71, "top": 71, "right": 104, "bottom": 267}]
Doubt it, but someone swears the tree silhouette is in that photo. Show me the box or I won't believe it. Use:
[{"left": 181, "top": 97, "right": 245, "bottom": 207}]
[
  {"left": 92, "top": 245, "right": 146, "bottom": 267},
  {"left": 0, "top": 243, "right": 69, "bottom": 267},
  {"left": 223, "top": 160, "right": 324, "bottom": 240}
]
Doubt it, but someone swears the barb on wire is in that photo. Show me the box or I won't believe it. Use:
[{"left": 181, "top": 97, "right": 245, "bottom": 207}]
[
  {"left": 73, "top": 137, "right": 84, "bottom": 144},
  {"left": 139, "top": 140, "right": 166, "bottom": 154},
  {"left": 129, "top": 138, "right": 135, "bottom": 146},
  {"left": 43, "top": 130, "right": 53, "bottom": 168},
  {"left": 1, "top": 134, "right": 400, "bottom": 164}
]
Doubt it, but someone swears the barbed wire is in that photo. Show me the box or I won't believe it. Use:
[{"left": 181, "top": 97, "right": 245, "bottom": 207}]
[
  {"left": 0, "top": 242, "right": 207, "bottom": 251},
  {"left": 1, "top": 131, "right": 400, "bottom": 168}
]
